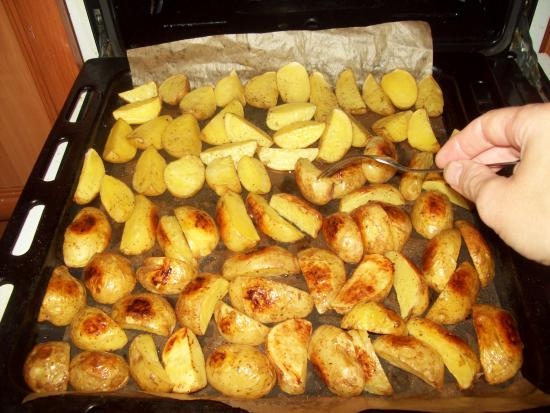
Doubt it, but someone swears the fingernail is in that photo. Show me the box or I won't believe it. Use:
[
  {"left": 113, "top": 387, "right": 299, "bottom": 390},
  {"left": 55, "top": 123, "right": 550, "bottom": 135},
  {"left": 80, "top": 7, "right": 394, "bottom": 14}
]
[{"left": 445, "top": 162, "right": 463, "bottom": 187}]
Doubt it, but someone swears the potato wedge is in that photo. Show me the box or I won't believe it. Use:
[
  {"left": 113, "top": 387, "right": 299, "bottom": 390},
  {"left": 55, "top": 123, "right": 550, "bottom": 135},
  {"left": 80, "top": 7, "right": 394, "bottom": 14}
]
[
  {"left": 331, "top": 162, "right": 367, "bottom": 199},
  {"left": 407, "top": 317, "right": 480, "bottom": 389},
  {"left": 158, "top": 73, "right": 190, "bottom": 105},
  {"left": 415, "top": 74, "right": 444, "bottom": 117},
  {"left": 426, "top": 261, "right": 480, "bottom": 325},
  {"left": 456, "top": 220, "right": 495, "bottom": 287},
  {"left": 174, "top": 205, "right": 219, "bottom": 258},
  {"left": 112, "top": 292, "right": 177, "bottom": 337},
  {"left": 201, "top": 100, "right": 244, "bottom": 145},
  {"left": 69, "top": 306, "right": 127, "bottom": 351},
  {"left": 164, "top": 154, "right": 205, "bottom": 198},
  {"left": 246, "top": 193, "right": 304, "bottom": 243},
  {"left": 266, "top": 318, "right": 312, "bottom": 395},
  {"left": 361, "top": 136, "right": 398, "bottom": 183},
  {"left": 308, "top": 325, "right": 364, "bottom": 397},
  {"left": 399, "top": 151, "right": 434, "bottom": 201},
  {"left": 309, "top": 70, "right": 339, "bottom": 122},
  {"left": 341, "top": 301, "right": 407, "bottom": 335},
  {"left": 297, "top": 247, "right": 347, "bottom": 314},
  {"left": 63, "top": 207, "right": 111, "bottom": 268},
  {"left": 472, "top": 304, "right": 523, "bottom": 385},
  {"left": 23, "top": 341, "right": 70, "bottom": 393},
  {"left": 380, "top": 69, "right": 418, "bottom": 110},
  {"left": 102, "top": 118, "right": 137, "bottom": 163},
  {"left": 129, "top": 334, "right": 173, "bottom": 393},
  {"left": 215, "top": 70, "right": 245, "bottom": 107},
  {"left": 317, "top": 108, "right": 353, "bottom": 163},
  {"left": 136, "top": 256, "right": 197, "bottom": 295},
  {"left": 200, "top": 140, "right": 258, "bottom": 167},
  {"left": 276, "top": 61, "right": 310, "bottom": 103},
  {"left": 205, "top": 156, "right": 242, "bottom": 195},
  {"left": 213, "top": 301, "right": 270, "bottom": 346},
  {"left": 74, "top": 148, "right": 105, "bottom": 205},
  {"left": 178, "top": 85, "right": 217, "bottom": 120},
  {"left": 422, "top": 228, "right": 462, "bottom": 292},
  {"left": 339, "top": 183, "right": 405, "bottom": 213},
  {"left": 156, "top": 215, "right": 196, "bottom": 264},
  {"left": 385, "top": 251, "right": 430, "bottom": 319},
  {"left": 83, "top": 252, "right": 135, "bottom": 304},
  {"left": 411, "top": 189, "right": 453, "bottom": 239},
  {"left": 229, "top": 276, "right": 313, "bottom": 323},
  {"left": 132, "top": 146, "right": 167, "bottom": 196},
  {"left": 269, "top": 192, "right": 322, "bottom": 238},
  {"left": 335, "top": 67, "right": 367, "bottom": 114},
  {"left": 225, "top": 112, "right": 273, "bottom": 147},
  {"left": 222, "top": 245, "right": 300, "bottom": 280},
  {"left": 175, "top": 273, "right": 229, "bottom": 335},
  {"left": 422, "top": 177, "right": 471, "bottom": 209},
  {"left": 237, "top": 155, "right": 272, "bottom": 194},
  {"left": 266, "top": 102, "right": 317, "bottom": 131},
  {"left": 99, "top": 175, "right": 135, "bottom": 223},
  {"left": 162, "top": 327, "right": 207, "bottom": 393},
  {"left": 361, "top": 73, "right": 396, "bottom": 116},
  {"left": 350, "top": 116, "right": 372, "bottom": 148},
  {"left": 408, "top": 109, "right": 440, "bottom": 153},
  {"left": 257, "top": 147, "right": 319, "bottom": 171},
  {"left": 295, "top": 158, "right": 334, "bottom": 205},
  {"left": 118, "top": 81, "right": 157, "bottom": 103},
  {"left": 216, "top": 191, "right": 260, "bottom": 252},
  {"left": 272, "top": 120, "right": 325, "bottom": 149},
  {"left": 120, "top": 194, "right": 159, "bottom": 256},
  {"left": 127, "top": 115, "right": 171, "bottom": 150},
  {"left": 331, "top": 254, "right": 394, "bottom": 314},
  {"left": 161, "top": 113, "right": 202, "bottom": 158},
  {"left": 371, "top": 110, "right": 413, "bottom": 143},
  {"left": 321, "top": 211, "right": 363, "bottom": 264},
  {"left": 113, "top": 96, "right": 162, "bottom": 124},
  {"left": 69, "top": 351, "right": 129, "bottom": 392},
  {"left": 244, "top": 71, "right": 278, "bottom": 109},
  {"left": 373, "top": 334, "right": 444, "bottom": 390}
]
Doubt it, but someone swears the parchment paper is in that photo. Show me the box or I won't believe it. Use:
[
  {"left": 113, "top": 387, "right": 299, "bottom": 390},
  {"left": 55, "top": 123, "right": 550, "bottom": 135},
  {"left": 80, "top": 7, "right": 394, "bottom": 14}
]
[{"left": 127, "top": 21, "right": 433, "bottom": 87}]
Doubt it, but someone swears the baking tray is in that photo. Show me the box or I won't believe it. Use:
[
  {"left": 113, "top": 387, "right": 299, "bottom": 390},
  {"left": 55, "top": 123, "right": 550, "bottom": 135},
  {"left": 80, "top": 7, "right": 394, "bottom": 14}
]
[{"left": 0, "top": 54, "right": 549, "bottom": 412}]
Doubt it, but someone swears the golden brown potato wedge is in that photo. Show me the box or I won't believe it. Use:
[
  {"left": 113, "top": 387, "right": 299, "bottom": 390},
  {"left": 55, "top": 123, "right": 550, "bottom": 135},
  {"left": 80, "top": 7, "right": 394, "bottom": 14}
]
[
  {"left": 237, "top": 155, "right": 272, "bottom": 194},
  {"left": 69, "top": 351, "right": 129, "bottom": 392},
  {"left": 272, "top": 120, "right": 325, "bottom": 149},
  {"left": 399, "top": 151, "right": 434, "bottom": 201},
  {"left": 222, "top": 245, "right": 300, "bottom": 280},
  {"left": 132, "top": 146, "right": 167, "bottom": 196},
  {"left": 276, "top": 61, "right": 310, "bottom": 103},
  {"left": 23, "top": 341, "right": 70, "bottom": 393},
  {"left": 201, "top": 99, "right": 244, "bottom": 145},
  {"left": 164, "top": 154, "right": 205, "bottom": 198},
  {"left": 266, "top": 102, "right": 317, "bottom": 131},
  {"left": 213, "top": 301, "right": 270, "bottom": 346},
  {"left": 161, "top": 113, "right": 202, "bottom": 158},
  {"left": 269, "top": 192, "right": 322, "bottom": 238},
  {"left": 83, "top": 252, "right": 135, "bottom": 305},
  {"left": 317, "top": 108, "right": 353, "bottom": 163},
  {"left": 74, "top": 148, "right": 105, "bottom": 205},
  {"left": 205, "top": 155, "right": 242, "bottom": 195},
  {"left": 309, "top": 70, "right": 339, "bottom": 122},
  {"left": 136, "top": 256, "right": 197, "bottom": 295},
  {"left": 415, "top": 74, "right": 444, "bottom": 117},
  {"left": 127, "top": 115, "right": 171, "bottom": 150},
  {"left": 455, "top": 220, "right": 495, "bottom": 287},
  {"left": 178, "top": 85, "right": 217, "bottom": 120},
  {"left": 297, "top": 247, "right": 347, "bottom": 314},
  {"left": 266, "top": 318, "right": 312, "bottom": 395},
  {"left": 113, "top": 96, "right": 162, "bottom": 125},
  {"left": 216, "top": 191, "right": 260, "bottom": 252},
  {"left": 341, "top": 301, "right": 407, "bottom": 335},
  {"left": 99, "top": 174, "right": 135, "bottom": 223},
  {"left": 156, "top": 215, "right": 196, "bottom": 264},
  {"left": 200, "top": 140, "right": 258, "bottom": 167},
  {"left": 407, "top": 109, "right": 441, "bottom": 153},
  {"left": 379, "top": 69, "right": 418, "bottom": 110},
  {"left": 118, "top": 81, "right": 157, "bottom": 103},
  {"left": 69, "top": 306, "right": 127, "bottom": 351},
  {"left": 361, "top": 73, "right": 396, "bottom": 116},
  {"left": 158, "top": 73, "right": 190, "bottom": 105},
  {"left": 129, "top": 334, "right": 173, "bottom": 393},
  {"left": 371, "top": 110, "right": 413, "bottom": 143},
  {"left": 339, "top": 183, "right": 405, "bottom": 213},
  {"left": 174, "top": 205, "right": 219, "bottom": 258},
  {"left": 224, "top": 112, "right": 273, "bottom": 147},
  {"left": 335, "top": 67, "right": 367, "bottom": 115},
  {"left": 120, "top": 194, "right": 159, "bottom": 256},
  {"left": 257, "top": 147, "right": 319, "bottom": 171},
  {"left": 422, "top": 177, "right": 471, "bottom": 210},
  {"left": 411, "top": 189, "right": 453, "bottom": 239},
  {"left": 361, "top": 136, "right": 398, "bottom": 183},
  {"left": 244, "top": 71, "right": 278, "bottom": 109},
  {"left": 321, "top": 211, "right": 363, "bottom": 264},
  {"left": 295, "top": 157, "right": 334, "bottom": 205},
  {"left": 102, "top": 118, "right": 137, "bottom": 163},
  {"left": 214, "top": 70, "right": 245, "bottom": 107},
  {"left": 422, "top": 228, "right": 462, "bottom": 292},
  {"left": 331, "top": 162, "right": 367, "bottom": 199}
]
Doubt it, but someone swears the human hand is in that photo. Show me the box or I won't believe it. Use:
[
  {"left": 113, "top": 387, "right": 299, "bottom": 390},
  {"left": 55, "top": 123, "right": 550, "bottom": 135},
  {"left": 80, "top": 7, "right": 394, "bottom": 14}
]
[{"left": 435, "top": 103, "right": 550, "bottom": 265}]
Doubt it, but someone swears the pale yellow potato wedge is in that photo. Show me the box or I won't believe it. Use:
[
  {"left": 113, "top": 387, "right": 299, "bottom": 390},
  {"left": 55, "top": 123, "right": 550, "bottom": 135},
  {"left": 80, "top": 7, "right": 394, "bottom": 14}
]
[
  {"left": 118, "top": 81, "right": 157, "bottom": 103},
  {"left": 199, "top": 140, "right": 258, "bottom": 167},
  {"left": 246, "top": 193, "right": 305, "bottom": 243},
  {"left": 155, "top": 215, "right": 196, "bottom": 265},
  {"left": 339, "top": 183, "right": 405, "bottom": 213},
  {"left": 422, "top": 177, "right": 472, "bottom": 209},
  {"left": 216, "top": 191, "right": 260, "bottom": 252},
  {"left": 164, "top": 154, "right": 205, "bottom": 198},
  {"left": 269, "top": 192, "right": 322, "bottom": 238},
  {"left": 205, "top": 156, "right": 242, "bottom": 196},
  {"left": 385, "top": 251, "right": 429, "bottom": 319},
  {"left": 407, "top": 317, "right": 480, "bottom": 389},
  {"left": 265, "top": 102, "right": 317, "bottom": 131},
  {"left": 361, "top": 135, "right": 398, "bottom": 183},
  {"left": 257, "top": 147, "right": 318, "bottom": 171},
  {"left": 120, "top": 194, "right": 158, "bottom": 256},
  {"left": 99, "top": 175, "right": 135, "bottom": 223},
  {"left": 244, "top": 71, "right": 278, "bottom": 109},
  {"left": 380, "top": 69, "right": 418, "bottom": 110},
  {"left": 69, "top": 306, "right": 127, "bottom": 351},
  {"left": 129, "top": 334, "right": 173, "bottom": 393},
  {"left": 373, "top": 334, "right": 444, "bottom": 390},
  {"left": 178, "top": 85, "right": 216, "bottom": 120},
  {"left": 350, "top": 116, "right": 372, "bottom": 147},
  {"left": 408, "top": 108, "right": 441, "bottom": 152},
  {"left": 162, "top": 327, "right": 207, "bottom": 393},
  {"left": 174, "top": 205, "right": 219, "bottom": 258},
  {"left": 222, "top": 245, "right": 300, "bottom": 280},
  {"left": 158, "top": 73, "right": 190, "bottom": 105},
  {"left": 161, "top": 113, "right": 202, "bottom": 157},
  {"left": 399, "top": 151, "right": 434, "bottom": 201},
  {"left": 341, "top": 301, "right": 407, "bottom": 335},
  {"left": 276, "top": 61, "right": 310, "bottom": 103},
  {"left": 456, "top": 220, "right": 495, "bottom": 287},
  {"left": 175, "top": 273, "right": 229, "bottom": 335},
  {"left": 213, "top": 301, "right": 270, "bottom": 346},
  {"left": 317, "top": 108, "right": 353, "bottom": 163},
  {"left": 361, "top": 73, "right": 396, "bottom": 116},
  {"left": 321, "top": 211, "right": 363, "bottom": 264},
  {"left": 309, "top": 70, "right": 339, "bottom": 122},
  {"left": 136, "top": 256, "right": 196, "bottom": 295},
  {"left": 224, "top": 112, "right": 273, "bottom": 147},
  {"left": 335, "top": 67, "right": 367, "bottom": 115},
  {"left": 237, "top": 155, "right": 271, "bottom": 194},
  {"left": 102, "top": 118, "right": 137, "bottom": 163},
  {"left": 422, "top": 228, "right": 461, "bottom": 292},
  {"left": 295, "top": 157, "right": 334, "bottom": 205},
  {"left": 415, "top": 74, "right": 444, "bottom": 117},
  {"left": 214, "top": 70, "right": 245, "bottom": 107},
  {"left": 113, "top": 96, "right": 162, "bottom": 124},
  {"left": 272, "top": 120, "right": 325, "bottom": 149},
  {"left": 266, "top": 318, "right": 312, "bottom": 395},
  {"left": 352, "top": 202, "right": 396, "bottom": 254},
  {"left": 297, "top": 247, "right": 346, "bottom": 314},
  {"left": 132, "top": 146, "right": 167, "bottom": 196},
  {"left": 331, "top": 254, "right": 394, "bottom": 314},
  {"left": 331, "top": 162, "right": 367, "bottom": 199},
  {"left": 411, "top": 189, "right": 454, "bottom": 239},
  {"left": 201, "top": 100, "right": 244, "bottom": 145},
  {"left": 371, "top": 110, "right": 413, "bottom": 143},
  {"left": 74, "top": 148, "right": 105, "bottom": 205}
]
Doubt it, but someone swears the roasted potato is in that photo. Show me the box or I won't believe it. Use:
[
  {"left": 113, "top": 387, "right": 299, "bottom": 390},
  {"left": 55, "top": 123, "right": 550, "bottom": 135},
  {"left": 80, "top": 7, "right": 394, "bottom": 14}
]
[
  {"left": 215, "top": 69, "right": 245, "bottom": 107},
  {"left": 373, "top": 334, "right": 444, "bottom": 390},
  {"left": 426, "top": 261, "right": 480, "bottom": 325},
  {"left": 136, "top": 256, "right": 197, "bottom": 295},
  {"left": 178, "top": 85, "right": 217, "bottom": 120},
  {"left": 237, "top": 155, "right": 272, "bottom": 194},
  {"left": 266, "top": 318, "right": 312, "bottom": 395},
  {"left": 295, "top": 157, "right": 334, "bottom": 205},
  {"left": 99, "top": 174, "right": 135, "bottom": 223},
  {"left": 216, "top": 191, "right": 260, "bottom": 252},
  {"left": 38, "top": 265, "right": 86, "bottom": 326},
  {"left": 415, "top": 74, "right": 444, "bottom": 117},
  {"left": 229, "top": 276, "right": 313, "bottom": 323},
  {"left": 120, "top": 194, "right": 159, "bottom": 256},
  {"left": 63, "top": 207, "right": 111, "bottom": 268},
  {"left": 83, "top": 252, "right": 135, "bottom": 305},
  {"left": 162, "top": 327, "right": 207, "bottom": 393},
  {"left": 118, "top": 80, "right": 157, "bottom": 103},
  {"left": 297, "top": 247, "right": 347, "bottom": 314},
  {"left": 156, "top": 215, "right": 196, "bottom": 264},
  {"left": 112, "top": 292, "right": 177, "bottom": 337},
  {"left": 158, "top": 73, "right": 190, "bottom": 105},
  {"left": 361, "top": 73, "right": 396, "bottom": 116},
  {"left": 269, "top": 192, "right": 322, "bottom": 238},
  {"left": 272, "top": 120, "right": 325, "bottom": 149},
  {"left": 472, "top": 304, "right": 523, "bottom": 385},
  {"left": 222, "top": 245, "right": 300, "bottom": 280},
  {"left": 74, "top": 148, "right": 105, "bottom": 205},
  {"left": 164, "top": 154, "right": 205, "bottom": 198},
  {"left": 422, "top": 228, "right": 462, "bottom": 292},
  {"left": 225, "top": 112, "right": 273, "bottom": 147},
  {"left": 411, "top": 190, "right": 453, "bottom": 239},
  {"left": 69, "top": 351, "right": 129, "bottom": 392},
  {"left": 266, "top": 102, "right": 317, "bottom": 131},
  {"left": 331, "top": 162, "right": 367, "bottom": 199},
  {"left": 361, "top": 136, "right": 398, "bottom": 183},
  {"left": 321, "top": 211, "right": 363, "bottom": 264},
  {"left": 132, "top": 146, "right": 167, "bottom": 196},
  {"left": 69, "top": 306, "right": 127, "bottom": 351},
  {"left": 379, "top": 68, "right": 418, "bottom": 110},
  {"left": 23, "top": 341, "right": 70, "bottom": 393},
  {"left": 399, "top": 151, "right": 434, "bottom": 201},
  {"left": 317, "top": 108, "right": 353, "bottom": 163},
  {"left": 244, "top": 71, "right": 278, "bottom": 109},
  {"left": 422, "top": 177, "right": 471, "bottom": 209},
  {"left": 407, "top": 317, "right": 480, "bottom": 389},
  {"left": 257, "top": 147, "right": 319, "bottom": 171},
  {"left": 127, "top": 115, "right": 171, "bottom": 150},
  {"left": 113, "top": 96, "right": 162, "bottom": 125},
  {"left": 331, "top": 254, "right": 394, "bottom": 314},
  {"left": 205, "top": 155, "right": 242, "bottom": 195},
  {"left": 350, "top": 116, "right": 372, "bottom": 148},
  {"left": 201, "top": 99, "right": 244, "bottom": 145},
  {"left": 174, "top": 205, "right": 219, "bottom": 258},
  {"left": 129, "top": 334, "right": 173, "bottom": 393},
  {"left": 308, "top": 325, "right": 364, "bottom": 397},
  {"left": 339, "top": 183, "right": 405, "bottom": 213},
  {"left": 102, "top": 118, "right": 137, "bottom": 163},
  {"left": 213, "top": 301, "right": 270, "bottom": 346},
  {"left": 407, "top": 108, "right": 440, "bottom": 152},
  {"left": 161, "top": 113, "right": 202, "bottom": 158},
  {"left": 335, "top": 67, "right": 367, "bottom": 114},
  {"left": 371, "top": 110, "right": 413, "bottom": 143},
  {"left": 276, "top": 61, "right": 310, "bottom": 103},
  {"left": 200, "top": 140, "right": 258, "bottom": 167},
  {"left": 175, "top": 273, "right": 229, "bottom": 335},
  {"left": 456, "top": 220, "right": 495, "bottom": 287},
  {"left": 341, "top": 301, "right": 407, "bottom": 335},
  {"left": 206, "top": 343, "right": 276, "bottom": 399},
  {"left": 309, "top": 70, "right": 339, "bottom": 122}
]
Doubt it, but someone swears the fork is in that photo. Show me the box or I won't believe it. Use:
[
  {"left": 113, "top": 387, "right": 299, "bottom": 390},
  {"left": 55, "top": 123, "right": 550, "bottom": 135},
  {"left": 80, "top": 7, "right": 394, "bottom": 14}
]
[{"left": 318, "top": 155, "right": 519, "bottom": 178}]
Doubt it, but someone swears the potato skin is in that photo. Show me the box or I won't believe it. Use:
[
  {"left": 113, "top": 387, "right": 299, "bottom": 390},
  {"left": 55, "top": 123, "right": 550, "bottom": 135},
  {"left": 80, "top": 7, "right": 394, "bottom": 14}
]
[
  {"left": 456, "top": 220, "right": 495, "bottom": 287},
  {"left": 361, "top": 136, "right": 398, "bottom": 183},
  {"left": 69, "top": 306, "right": 128, "bottom": 351},
  {"left": 322, "top": 211, "right": 363, "bottom": 264},
  {"left": 213, "top": 301, "right": 270, "bottom": 346},
  {"left": 69, "top": 351, "right": 129, "bottom": 392},
  {"left": 83, "top": 252, "right": 136, "bottom": 304},
  {"left": 222, "top": 245, "right": 300, "bottom": 280},
  {"left": 411, "top": 190, "right": 453, "bottom": 239},
  {"left": 136, "top": 256, "right": 197, "bottom": 295},
  {"left": 24, "top": 341, "right": 70, "bottom": 393},
  {"left": 422, "top": 228, "right": 461, "bottom": 292}
]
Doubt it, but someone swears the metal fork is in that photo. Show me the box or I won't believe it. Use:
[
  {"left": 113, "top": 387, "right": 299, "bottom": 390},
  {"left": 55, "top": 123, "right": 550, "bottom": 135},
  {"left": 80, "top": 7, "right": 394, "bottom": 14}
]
[{"left": 319, "top": 155, "right": 519, "bottom": 178}]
